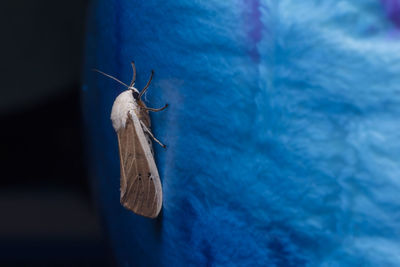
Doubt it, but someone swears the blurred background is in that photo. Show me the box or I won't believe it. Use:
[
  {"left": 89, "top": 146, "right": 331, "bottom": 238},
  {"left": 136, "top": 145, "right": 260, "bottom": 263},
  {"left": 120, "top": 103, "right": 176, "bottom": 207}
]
[{"left": 0, "top": 1, "right": 112, "bottom": 265}]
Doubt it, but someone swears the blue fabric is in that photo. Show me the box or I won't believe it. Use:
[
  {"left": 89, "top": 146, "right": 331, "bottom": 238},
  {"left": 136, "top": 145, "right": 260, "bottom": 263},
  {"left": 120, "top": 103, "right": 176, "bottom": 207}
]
[{"left": 82, "top": 0, "right": 400, "bottom": 266}]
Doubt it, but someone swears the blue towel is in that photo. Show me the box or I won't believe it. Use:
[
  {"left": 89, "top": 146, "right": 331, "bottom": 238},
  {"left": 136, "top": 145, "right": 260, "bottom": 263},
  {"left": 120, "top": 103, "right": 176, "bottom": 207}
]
[{"left": 82, "top": 1, "right": 400, "bottom": 266}]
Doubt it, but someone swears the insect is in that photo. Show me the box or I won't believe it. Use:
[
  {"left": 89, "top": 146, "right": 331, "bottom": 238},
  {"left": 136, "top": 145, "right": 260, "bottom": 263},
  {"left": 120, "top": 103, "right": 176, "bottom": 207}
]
[{"left": 94, "top": 62, "right": 167, "bottom": 218}]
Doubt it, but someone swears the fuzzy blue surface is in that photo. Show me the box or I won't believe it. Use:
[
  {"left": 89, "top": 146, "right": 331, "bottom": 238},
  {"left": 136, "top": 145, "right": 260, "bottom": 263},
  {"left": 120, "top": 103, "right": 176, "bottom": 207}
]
[{"left": 82, "top": 0, "right": 400, "bottom": 266}]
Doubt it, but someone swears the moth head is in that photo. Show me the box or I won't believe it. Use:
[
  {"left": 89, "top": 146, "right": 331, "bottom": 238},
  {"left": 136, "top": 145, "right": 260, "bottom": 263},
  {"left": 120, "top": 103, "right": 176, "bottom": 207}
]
[{"left": 130, "top": 87, "right": 140, "bottom": 100}]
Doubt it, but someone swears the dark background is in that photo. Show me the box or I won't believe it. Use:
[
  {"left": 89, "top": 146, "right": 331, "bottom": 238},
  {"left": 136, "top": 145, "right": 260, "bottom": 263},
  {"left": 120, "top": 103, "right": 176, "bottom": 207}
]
[{"left": 0, "top": 1, "right": 112, "bottom": 265}]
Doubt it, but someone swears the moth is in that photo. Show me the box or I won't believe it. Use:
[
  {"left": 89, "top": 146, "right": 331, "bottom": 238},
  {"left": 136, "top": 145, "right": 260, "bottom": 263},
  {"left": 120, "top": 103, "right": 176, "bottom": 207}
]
[{"left": 94, "top": 62, "right": 167, "bottom": 218}]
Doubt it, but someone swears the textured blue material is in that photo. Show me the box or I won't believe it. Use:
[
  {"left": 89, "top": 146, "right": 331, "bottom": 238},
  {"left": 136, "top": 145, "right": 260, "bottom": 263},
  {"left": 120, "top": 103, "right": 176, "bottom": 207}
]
[{"left": 82, "top": 0, "right": 400, "bottom": 266}]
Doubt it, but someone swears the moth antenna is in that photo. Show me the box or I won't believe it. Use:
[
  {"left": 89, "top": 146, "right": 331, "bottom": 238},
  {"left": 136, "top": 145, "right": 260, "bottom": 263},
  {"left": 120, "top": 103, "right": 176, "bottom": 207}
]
[
  {"left": 139, "top": 70, "right": 154, "bottom": 99},
  {"left": 129, "top": 61, "right": 136, "bottom": 87},
  {"left": 92, "top": 68, "right": 130, "bottom": 88}
]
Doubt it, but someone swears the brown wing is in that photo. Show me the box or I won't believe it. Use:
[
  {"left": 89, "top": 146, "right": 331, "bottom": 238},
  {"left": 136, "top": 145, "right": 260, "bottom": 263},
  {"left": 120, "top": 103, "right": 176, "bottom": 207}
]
[{"left": 117, "top": 111, "right": 162, "bottom": 218}]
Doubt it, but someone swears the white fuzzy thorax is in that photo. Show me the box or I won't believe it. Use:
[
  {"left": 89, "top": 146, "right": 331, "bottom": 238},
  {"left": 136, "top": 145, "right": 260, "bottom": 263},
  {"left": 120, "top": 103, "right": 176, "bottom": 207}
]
[{"left": 110, "top": 89, "right": 139, "bottom": 131}]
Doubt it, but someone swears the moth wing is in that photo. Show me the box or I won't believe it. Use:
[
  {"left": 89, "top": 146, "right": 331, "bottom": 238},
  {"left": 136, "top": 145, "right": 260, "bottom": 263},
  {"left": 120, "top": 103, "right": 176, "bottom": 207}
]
[{"left": 116, "top": 111, "right": 162, "bottom": 218}]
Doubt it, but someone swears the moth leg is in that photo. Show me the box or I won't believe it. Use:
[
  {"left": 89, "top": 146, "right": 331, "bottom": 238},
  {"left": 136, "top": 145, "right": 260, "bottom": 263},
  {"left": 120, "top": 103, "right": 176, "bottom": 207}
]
[
  {"left": 140, "top": 120, "right": 166, "bottom": 148},
  {"left": 143, "top": 103, "right": 168, "bottom": 112},
  {"left": 139, "top": 70, "right": 154, "bottom": 98},
  {"left": 129, "top": 61, "right": 136, "bottom": 87}
]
